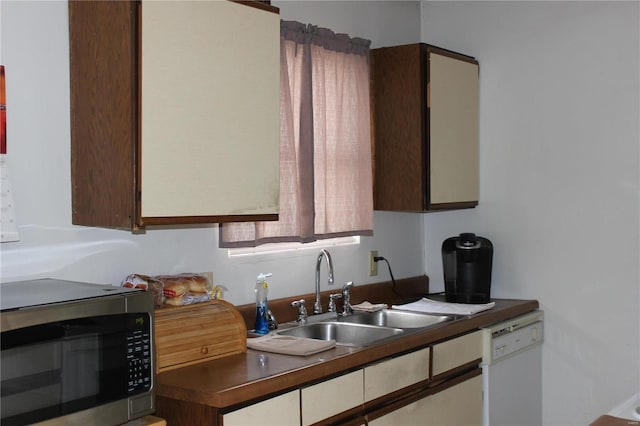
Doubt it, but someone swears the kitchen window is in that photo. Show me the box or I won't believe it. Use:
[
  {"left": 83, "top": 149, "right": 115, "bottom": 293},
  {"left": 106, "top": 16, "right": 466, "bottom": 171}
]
[{"left": 220, "top": 21, "right": 373, "bottom": 248}]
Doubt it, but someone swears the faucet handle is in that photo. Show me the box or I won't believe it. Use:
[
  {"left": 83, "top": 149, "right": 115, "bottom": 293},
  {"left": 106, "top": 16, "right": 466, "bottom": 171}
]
[
  {"left": 291, "top": 299, "right": 308, "bottom": 324},
  {"left": 328, "top": 293, "right": 342, "bottom": 313},
  {"left": 266, "top": 309, "right": 278, "bottom": 330},
  {"left": 341, "top": 282, "right": 354, "bottom": 316}
]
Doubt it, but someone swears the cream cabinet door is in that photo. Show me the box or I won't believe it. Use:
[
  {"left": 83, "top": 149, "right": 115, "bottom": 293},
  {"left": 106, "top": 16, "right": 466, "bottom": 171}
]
[
  {"left": 301, "top": 370, "right": 364, "bottom": 425},
  {"left": 368, "top": 375, "right": 482, "bottom": 426},
  {"left": 428, "top": 49, "right": 479, "bottom": 206},
  {"left": 222, "top": 390, "right": 300, "bottom": 426},
  {"left": 424, "top": 374, "right": 483, "bottom": 426},
  {"left": 140, "top": 0, "right": 280, "bottom": 218},
  {"left": 364, "top": 348, "right": 430, "bottom": 402},
  {"left": 432, "top": 330, "right": 483, "bottom": 377}
]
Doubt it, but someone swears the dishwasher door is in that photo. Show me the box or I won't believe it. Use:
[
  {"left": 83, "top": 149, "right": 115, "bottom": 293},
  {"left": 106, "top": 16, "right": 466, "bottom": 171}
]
[{"left": 481, "top": 311, "right": 543, "bottom": 426}]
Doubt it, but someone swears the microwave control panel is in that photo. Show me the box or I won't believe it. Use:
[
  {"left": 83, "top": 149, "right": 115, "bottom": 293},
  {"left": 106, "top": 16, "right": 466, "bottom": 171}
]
[{"left": 127, "top": 316, "right": 152, "bottom": 394}]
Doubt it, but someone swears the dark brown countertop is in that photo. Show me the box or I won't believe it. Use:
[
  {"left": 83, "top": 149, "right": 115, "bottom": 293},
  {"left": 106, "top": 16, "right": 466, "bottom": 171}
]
[
  {"left": 156, "top": 297, "right": 538, "bottom": 409},
  {"left": 591, "top": 415, "right": 640, "bottom": 426}
]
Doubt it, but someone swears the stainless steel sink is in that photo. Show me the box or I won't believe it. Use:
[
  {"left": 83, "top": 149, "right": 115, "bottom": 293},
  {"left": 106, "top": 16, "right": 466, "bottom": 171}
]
[
  {"left": 276, "top": 321, "right": 404, "bottom": 347},
  {"left": 337, "top": 309, "right": 454, "bottom": 329}
]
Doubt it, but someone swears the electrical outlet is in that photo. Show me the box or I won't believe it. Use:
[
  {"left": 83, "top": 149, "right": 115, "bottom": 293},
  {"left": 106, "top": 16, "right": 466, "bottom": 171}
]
[{"left": 368, "top": 250, "right": 378, "bottom": 276}]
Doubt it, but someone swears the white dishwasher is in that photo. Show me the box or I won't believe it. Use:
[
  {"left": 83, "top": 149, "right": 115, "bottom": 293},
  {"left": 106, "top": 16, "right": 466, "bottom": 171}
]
[{"left": 481, "top": 310, "right": 543, "bottom": 426}]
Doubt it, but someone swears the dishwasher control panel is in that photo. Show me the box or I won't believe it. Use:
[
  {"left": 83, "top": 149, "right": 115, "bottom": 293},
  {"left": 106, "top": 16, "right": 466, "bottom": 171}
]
[
  {"left": 481, "top": 310, "right": 544, "bottom": 364},
  {"left": 491, "top": 321, "right": 543, "bottom": 361}
]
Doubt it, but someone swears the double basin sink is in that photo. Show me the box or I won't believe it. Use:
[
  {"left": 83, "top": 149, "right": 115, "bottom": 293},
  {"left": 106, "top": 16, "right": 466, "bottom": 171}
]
[{"left": 276, "top": 309, "right": 456, "bottom": 347}]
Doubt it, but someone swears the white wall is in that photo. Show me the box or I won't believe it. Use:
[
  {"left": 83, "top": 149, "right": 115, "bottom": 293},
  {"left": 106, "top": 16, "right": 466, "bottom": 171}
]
[
  {"left": 0, "top": 0, "right": 422, "bottom": 305},
  {"left": 421, "top": 1, "right": 640, "bottom": 425}
]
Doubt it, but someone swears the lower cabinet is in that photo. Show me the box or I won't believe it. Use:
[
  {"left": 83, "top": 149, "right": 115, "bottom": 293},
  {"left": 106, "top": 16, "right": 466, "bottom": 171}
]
[
  {"left": 366, "top": 331, "right": 482, "bottom": 426},
  {"left": 432, "top": 330, "right": 482, "bottom": 377},
  {"left": 301, "top": 370, "right": 364, "bottom": 425},
  {"left": 221, "top": 390, "right": 300, "bottom": 426},
  {"left": 165, "top": 330, "right": 483, "bottom": 426},
  {"left": 367, "top": 375, "right": 483, "bottom": 426},
  {"left": 424, "top": 375, "right": 483, "bottom": 425},
  {"left": 364, "top": 348, "right": 430, "bottom": 402}
]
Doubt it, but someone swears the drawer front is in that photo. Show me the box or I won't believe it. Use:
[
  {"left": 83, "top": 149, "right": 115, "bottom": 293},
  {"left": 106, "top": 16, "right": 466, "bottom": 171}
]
[
  {"left": 368, "top": 375, "right": 482, "bottom": 426},
  {"left": 423, "top": 374, "right": 483, "bottom": 425},
  {"left": 432, "top": 330, "right": 482, "bottom": 376},
  {"left": 223, "top": 390, "right": 300, "bottom": 426},
  {"left": 301, "top": 370, "right": 364, "bottom": 425},
  {"left": 364, "top": 348, "right": 430, "bottom": 402}
]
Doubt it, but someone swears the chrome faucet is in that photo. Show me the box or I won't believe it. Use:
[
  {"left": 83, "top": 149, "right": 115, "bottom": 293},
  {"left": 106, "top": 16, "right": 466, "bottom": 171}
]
[
  {"left": 341, "top": 281, "right": 354, "bottom": 316},
  {"left": 291, "top": 299, "right": 308, "bottom": 324},
  {"left": 266, "top": 309, "right": 278, "bottom": 330},
  {"left": 314, "top": 249, "right": 334, "bottom": 314},
  {"left": 328, "top": 293, "right": 342, "bottom": 313}
]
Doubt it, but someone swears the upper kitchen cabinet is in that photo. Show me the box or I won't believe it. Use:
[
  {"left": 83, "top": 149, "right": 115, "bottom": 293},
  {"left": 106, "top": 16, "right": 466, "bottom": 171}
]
[
  {"left": 371, "top": 43, "right": 479, "bottom": 212},
  {"left": 69, "top": 0, "right": 280, "bottom": 231}
]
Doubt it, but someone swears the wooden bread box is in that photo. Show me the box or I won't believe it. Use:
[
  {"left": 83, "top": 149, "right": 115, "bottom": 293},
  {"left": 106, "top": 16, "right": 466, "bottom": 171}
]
[{"left": 154, "top": 300, "right": 247, "bottom": 373}]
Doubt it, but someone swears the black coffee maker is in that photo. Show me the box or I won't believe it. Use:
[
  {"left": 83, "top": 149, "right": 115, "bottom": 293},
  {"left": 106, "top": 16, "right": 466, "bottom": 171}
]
[{"left": 442, "top": 233, "right": 493, "bottom": 304}]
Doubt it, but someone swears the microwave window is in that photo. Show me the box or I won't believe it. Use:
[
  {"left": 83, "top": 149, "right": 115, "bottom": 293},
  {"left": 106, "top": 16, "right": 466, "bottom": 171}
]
[{"left": 1, "top": 313, "right": 151, "bottom": 426}]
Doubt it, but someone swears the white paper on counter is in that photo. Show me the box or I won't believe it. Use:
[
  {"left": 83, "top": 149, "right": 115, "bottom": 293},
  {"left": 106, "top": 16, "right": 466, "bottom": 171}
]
[{"left": 392, "top": 297, "right": 495, "bottom": 316}]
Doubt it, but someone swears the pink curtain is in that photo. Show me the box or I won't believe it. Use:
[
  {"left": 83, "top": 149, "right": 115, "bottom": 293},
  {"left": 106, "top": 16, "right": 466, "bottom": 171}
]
[{"left": 220, "top": 21, "right": 373, "bottom": 248}]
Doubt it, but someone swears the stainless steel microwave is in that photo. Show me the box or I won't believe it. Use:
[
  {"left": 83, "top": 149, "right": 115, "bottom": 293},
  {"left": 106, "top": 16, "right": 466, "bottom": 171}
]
[{"left": 0, "top": 279, "right": 155, "bottom": 426}]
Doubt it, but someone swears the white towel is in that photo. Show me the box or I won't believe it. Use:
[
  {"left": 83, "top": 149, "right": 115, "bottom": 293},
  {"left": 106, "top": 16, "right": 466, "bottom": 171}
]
[
  {"left": 351, "top": 301, "right": 388, "bottom": 312},
  {"left": 247, "top": 334, "right": 336, "bottom": 356},
  {"left": 392, "top": 297, "right": 495, "bottom": 316}
]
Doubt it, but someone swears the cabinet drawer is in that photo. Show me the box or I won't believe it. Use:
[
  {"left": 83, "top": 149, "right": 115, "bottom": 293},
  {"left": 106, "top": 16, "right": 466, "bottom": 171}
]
[
  {"left": 364, "top": 348, "right": 430, "bottom": 402},
  {"left": 223, "top": 390, "right": 299, "bottom": 426},
  {"left": 301, "top": 370, "right": 364, "bottom": 425},
  {"left": 432, "top": 330, "right": 482, "bottom": 376},
  {"left": 124, "top": 416, "right": 166, "bottom": 426},
  {"left": 368, "top": 374, "right": 482, "bottom": 426},
  {"left": 423, "top": 374, "right": 483, "bottom": 425}
]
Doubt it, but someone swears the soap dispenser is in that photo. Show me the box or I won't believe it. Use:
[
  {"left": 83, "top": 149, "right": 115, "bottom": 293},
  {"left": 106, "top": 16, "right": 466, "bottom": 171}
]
[{"left": 254, "top": 273, "right": 272, "bottom": 334}]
